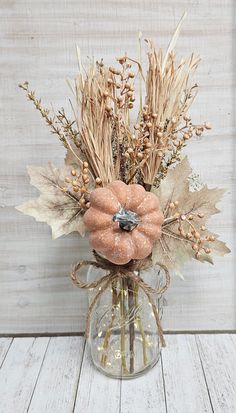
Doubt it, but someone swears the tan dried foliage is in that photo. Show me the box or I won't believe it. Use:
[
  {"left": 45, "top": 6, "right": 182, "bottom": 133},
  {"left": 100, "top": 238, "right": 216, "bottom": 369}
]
[
  {"left": 142, "top": 41, "right": 200, "bottom": 185},
  {"left": 152, "top": 158, "right": 230, "bottom": 270},
  {"left": 17, "top": 16, "right": 229, "bottom": 271},
  {"left": 16, "top": 164, "right": 86, "bottom": 239}
]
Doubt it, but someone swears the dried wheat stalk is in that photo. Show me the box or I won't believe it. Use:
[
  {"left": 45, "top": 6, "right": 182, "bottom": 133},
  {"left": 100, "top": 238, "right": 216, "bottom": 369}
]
[
  {"left": 75, "top": 64, "right": 115, "bottom": 183},
  {"left": 19, "top": 18, "right": 211, "bottom": 191},
  {"left": 141, "top": 40, "right": 200, "bottom": 185}
]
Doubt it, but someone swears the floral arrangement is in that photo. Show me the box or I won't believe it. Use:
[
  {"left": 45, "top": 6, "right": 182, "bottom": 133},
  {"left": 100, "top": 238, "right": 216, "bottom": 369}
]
[{"left": 17, "top": 17, "right": 230, "bottom": 378}]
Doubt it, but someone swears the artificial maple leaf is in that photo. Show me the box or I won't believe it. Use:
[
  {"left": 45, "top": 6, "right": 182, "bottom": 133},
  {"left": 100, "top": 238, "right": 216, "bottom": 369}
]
[
  {"left": 152, "top": 157, "right": 230, "bottom": 271},
  {"left": 16, "top": 164, "right": 86, "bottom": 239}
]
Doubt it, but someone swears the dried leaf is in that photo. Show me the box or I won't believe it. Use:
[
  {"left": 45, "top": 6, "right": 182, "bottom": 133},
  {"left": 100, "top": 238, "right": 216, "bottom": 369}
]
[
  {"left": 152, "top": 157, "right": 230, "bottom": 271},
  {"left": 16, "top": 164, "right": 86, "bottom": 239},
  {"left": 162, "top": 11, "right": 187, "bottom": 73}
]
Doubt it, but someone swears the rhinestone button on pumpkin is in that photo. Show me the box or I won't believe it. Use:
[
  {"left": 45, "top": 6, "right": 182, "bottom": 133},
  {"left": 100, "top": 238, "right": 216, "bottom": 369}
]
[
  {"left": 112, "top": 207, "right": 140, "bottom": 231},
  {"left": 83, "top": 180, "right": 164, "bottom": 265}
]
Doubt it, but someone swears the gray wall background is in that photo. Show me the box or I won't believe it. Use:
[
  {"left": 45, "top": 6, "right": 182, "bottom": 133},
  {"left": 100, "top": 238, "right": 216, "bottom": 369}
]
[{"left": 0, "top": 0, "right": 235, "bottom": 334}]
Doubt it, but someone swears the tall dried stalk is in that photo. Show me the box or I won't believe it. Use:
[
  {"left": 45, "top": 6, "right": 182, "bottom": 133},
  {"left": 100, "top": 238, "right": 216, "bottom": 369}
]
[
  {"left": 75, "top": 65, "right": 116, "bottom": 184},
  {"left": 19, "top": 15, "right": 210, "bottom": 194},
  {"left": 142, "top": 41, "right": 200, "bottom": 185}
]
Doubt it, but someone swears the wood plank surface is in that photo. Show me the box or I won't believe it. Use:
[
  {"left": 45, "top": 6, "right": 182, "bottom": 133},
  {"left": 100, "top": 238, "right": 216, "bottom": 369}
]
[
  {"left": 196, "top": 334, "right": 236, "bottom": 413},
  {"left": 28, "top": 337, "right": 85, "bottom": 413},
  {"left": 161, "top": 335, "right": 213, "bottom": 413},
  {"left": 0, "top": 335, "right": 235, "bottom": 412},
  {"left": 0, "top": 337, "right": 49, "bottom": 413},
  {"left": 0, "top": 0, "right": 235, "bottom": 334},
  {"left": 0, "top": 338, "right": 12, "bottom": 367},
  {"left": 74, "top": 342, "right": 121, "bottom": 413},
  {"left": 120, "top": 357, "right": 166, "bottom": 413}
]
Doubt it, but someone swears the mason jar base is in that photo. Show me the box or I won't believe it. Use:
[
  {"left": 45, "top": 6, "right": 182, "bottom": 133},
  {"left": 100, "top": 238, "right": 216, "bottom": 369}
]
[
  {"left": 89, "top": 331, "right": 162, "bottom": 379},
  {"left": 87, "top": 264, "right": 165, "bottom": 379}
]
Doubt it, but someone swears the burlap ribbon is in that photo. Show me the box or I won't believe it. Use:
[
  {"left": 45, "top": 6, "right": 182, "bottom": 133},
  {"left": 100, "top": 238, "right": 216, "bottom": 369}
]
[{"left": 71, "top": 251, "right": 170, "bottom": 347}]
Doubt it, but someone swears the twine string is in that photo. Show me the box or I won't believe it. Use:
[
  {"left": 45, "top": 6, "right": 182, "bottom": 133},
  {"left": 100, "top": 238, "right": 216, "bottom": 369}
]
[{"left": 70, "top": 251, "right": 170, "bottom": 347}]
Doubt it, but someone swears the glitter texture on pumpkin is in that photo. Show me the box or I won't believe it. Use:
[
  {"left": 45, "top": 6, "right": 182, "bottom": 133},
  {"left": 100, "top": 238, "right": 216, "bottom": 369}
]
[{"left": 83, "top": 180, "right": 164, "bottom": 264}]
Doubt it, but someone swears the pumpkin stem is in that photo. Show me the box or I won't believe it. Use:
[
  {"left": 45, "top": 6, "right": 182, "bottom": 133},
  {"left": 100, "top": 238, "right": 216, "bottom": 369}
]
[{"left": 143, "top": 182, "right": 152, "bottom": 192}]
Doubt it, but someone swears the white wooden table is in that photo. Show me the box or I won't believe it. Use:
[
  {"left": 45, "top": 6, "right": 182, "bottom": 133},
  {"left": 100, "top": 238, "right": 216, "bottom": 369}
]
[{"left": 0, "top": 334, "right": 235, "bottom": 413}]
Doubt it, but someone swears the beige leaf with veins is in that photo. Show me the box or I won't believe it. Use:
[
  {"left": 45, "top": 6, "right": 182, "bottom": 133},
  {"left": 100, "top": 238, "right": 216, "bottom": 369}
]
[
  {"left": 152, "top": 157, "right": 230, "bottom": 271},
  {"left": 16, "top": 163, "right": 86, "bottom": 239}
]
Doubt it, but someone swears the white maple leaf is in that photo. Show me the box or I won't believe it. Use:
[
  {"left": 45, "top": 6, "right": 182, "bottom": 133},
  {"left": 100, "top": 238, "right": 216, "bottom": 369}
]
[
  {"left": 152, "top": 157, "right": 230, "bottom": 271},
  {"left": 16, "top": 163, "right": 86, "bottom": 239}
]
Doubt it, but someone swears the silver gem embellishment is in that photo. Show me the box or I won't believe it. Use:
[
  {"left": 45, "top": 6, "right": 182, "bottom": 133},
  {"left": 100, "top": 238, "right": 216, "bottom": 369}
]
[{"left": 113, "top": 207, "right": 140, "bottom": 231}]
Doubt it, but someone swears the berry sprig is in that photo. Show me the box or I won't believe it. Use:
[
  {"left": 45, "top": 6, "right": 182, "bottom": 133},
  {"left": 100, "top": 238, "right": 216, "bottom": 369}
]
[
  {"left": 62, "top": 161, "right": 91, "bottom": 209},
  {"left": 163, "top": 200, "right": 216, "bottom": 260}
]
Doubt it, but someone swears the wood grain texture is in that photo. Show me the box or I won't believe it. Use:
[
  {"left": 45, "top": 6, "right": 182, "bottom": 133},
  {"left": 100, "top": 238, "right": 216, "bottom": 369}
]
[
  {"left": 120, "top": 356, "right": 166, "bottom": 413},
  {"left": 0, "top": 0, "right": 235, "bottom": 333},
  {"left": 0, "top": 335, "right": 235, "bottom": 412},
  {"left": 0, "top": 337, "right": 49, "bottom": 413},
  {"left": 74, "top": 342, "right": 121, "bottom": 413},
  {"left": 0, "top": 338, "right": 13, "bottom": 367},
  {"left": 162, "top": 335, "right": 213, "bottom": 413},
  {"left": 28, "top": 337, "right": 85, "bottom": 413},
  {"left": 196, "top": 334, "right": 236, "bottom": 413}
]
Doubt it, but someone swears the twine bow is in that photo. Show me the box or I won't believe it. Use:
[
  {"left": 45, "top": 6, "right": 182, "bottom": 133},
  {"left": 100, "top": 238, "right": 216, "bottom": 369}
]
[{"left": 71, "top": 251, "right": 170, "bottom": 347}]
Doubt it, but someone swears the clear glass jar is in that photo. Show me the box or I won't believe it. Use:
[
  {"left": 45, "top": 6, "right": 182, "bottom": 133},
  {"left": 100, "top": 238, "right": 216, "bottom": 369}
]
[{"left": 87, "top": 264, "right": 165, "bottom": 379}]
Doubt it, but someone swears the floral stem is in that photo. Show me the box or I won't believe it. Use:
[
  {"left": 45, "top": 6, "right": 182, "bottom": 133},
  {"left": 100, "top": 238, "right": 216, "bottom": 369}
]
[
  {"left": 18, "top": 82, "right": 69, "bottom": 149},
  {"left": 101, "top": 282, "right": 118, "bottom": 367},
  {"left": 134, "top": 283, "right": 148, "bottom": 366},
  {"left": 120, "top": 279, "right": 128, "bottom": 374},
  {"left": 127, "top": 278, "right": 135, "bottom": 373}
]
